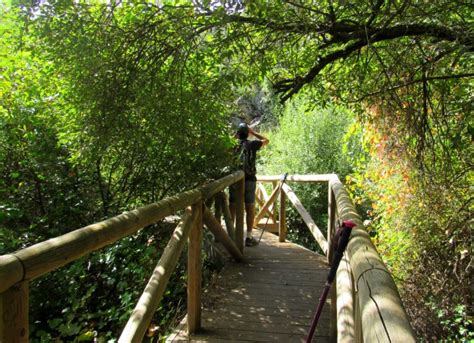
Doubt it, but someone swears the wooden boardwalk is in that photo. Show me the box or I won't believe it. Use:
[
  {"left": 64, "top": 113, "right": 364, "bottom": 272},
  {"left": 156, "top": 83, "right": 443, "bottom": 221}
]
[{"left": 168, "top": 231, "right": 332, "bottom": 342}]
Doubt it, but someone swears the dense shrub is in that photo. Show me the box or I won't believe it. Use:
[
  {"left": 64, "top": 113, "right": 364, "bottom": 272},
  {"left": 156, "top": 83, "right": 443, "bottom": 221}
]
[{"left": 260, "top": 97, "right": 362, "bottom": 252}]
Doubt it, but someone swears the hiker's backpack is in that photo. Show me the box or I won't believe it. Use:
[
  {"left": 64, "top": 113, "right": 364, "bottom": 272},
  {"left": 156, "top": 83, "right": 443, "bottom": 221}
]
[{"left": 237, "top": 140, "right": 257, "bottom": 177}]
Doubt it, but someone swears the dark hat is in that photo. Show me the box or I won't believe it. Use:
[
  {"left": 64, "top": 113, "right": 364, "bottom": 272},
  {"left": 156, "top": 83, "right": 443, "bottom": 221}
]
[{"left": 237, "top": 123, "right": 249, "bottom": 139}]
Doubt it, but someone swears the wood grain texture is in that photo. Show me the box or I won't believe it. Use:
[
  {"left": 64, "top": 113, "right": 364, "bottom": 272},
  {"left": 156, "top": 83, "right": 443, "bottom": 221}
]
[
  {"left": 119, "top": 207, "right": 198, "bottom": 343},
  {"left": 0, "top": 255, "right": 23, "bottom": 293},
  {"left": 167, "top": 232, "right": 331, "bottom": 342},
  {"left": 188, "top": 202, "right": 203, "bottom": 334},
  {"left": 0, "top": 281, "right": 29, "bottom": 343},
  {"left": 330, "top": 178, "right": 415, "bottom": 342}
]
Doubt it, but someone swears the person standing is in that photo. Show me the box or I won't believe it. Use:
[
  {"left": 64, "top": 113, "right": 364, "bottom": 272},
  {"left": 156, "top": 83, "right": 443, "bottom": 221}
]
[{"left": 230, "top": 123, "right": 269, "bottom": 246}]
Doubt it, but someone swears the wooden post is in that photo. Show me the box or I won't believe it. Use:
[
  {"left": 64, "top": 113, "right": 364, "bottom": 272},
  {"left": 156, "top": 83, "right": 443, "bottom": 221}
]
[
  {"left": 255, "top": 184, "right": 277, "bottom": 222},
  {"left": 234, "top": 179, "right": 245, "bottom": 254},
  {"left": 217, "top": 192, "right": 235, "bottom": 241},
  {"left": 187, "top": 201, "right": 203, "bottom": 334},
  {"left": 327, "top": 186, "right": 336, "bottom": 264},
  {"left": 282, "top": 183, "right": 328, "bottom": 254},
  {"left": 253, "top": 184, "right": 281, "bottom": 225},
  {"left": 214, "top": 196, "right": 222, "bottom": 224},
  {"left": 0, "top": 281, "right": 29, "bottom": 343},
  {"left": 202, "top": 207, "right": 243, "bottom": 262},
  {"left": 279, "top": 189, "right": 286, "bottom": 242},
  {"left": 119, "top": 208, "right": 198, "bottom": 343}
]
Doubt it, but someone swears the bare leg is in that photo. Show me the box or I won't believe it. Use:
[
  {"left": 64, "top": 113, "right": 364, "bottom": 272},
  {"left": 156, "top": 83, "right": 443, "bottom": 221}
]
[{"left": 245, "top": 203, "right": 255, "bottom": 236}]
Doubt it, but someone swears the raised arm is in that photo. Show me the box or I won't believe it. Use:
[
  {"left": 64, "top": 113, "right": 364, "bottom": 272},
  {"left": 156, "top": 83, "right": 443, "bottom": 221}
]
[{"left": 249, "top": 127, "right": 269, "bottom": 147}]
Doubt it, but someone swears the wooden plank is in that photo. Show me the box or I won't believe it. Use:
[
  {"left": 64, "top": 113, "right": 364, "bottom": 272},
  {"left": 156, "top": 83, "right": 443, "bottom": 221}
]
[
  {"left": 222, "top": 289, "right": 321, "bottom": 303},
  {"left": 330, "top": 178, "right": 415, "bottom": 342},
  {"left": 282, "top": 183, "right": 328, "bottom": 255},
  {"left": 186, "top": 327, "right": 322, "bottom": 342},
  {"left": 0, "top": 281, "right": 29, "bottom": 343},
  {"left": 216, "top": 192, "right": 235, "bottom": 241},
  {"left": 201, "top": 318, "right": 325, "bottom": 336},
  {"left": 206, "top": 294, "right": 329, "bottom": 312},
  {"left": 257, "top": 174, "right": 337, "bottom": 182},
  {"left": 119, "top": 207, "right": 198, "bottom": 343},
  {"left": 279, "top": 189, "right": 287, "bottom": 242},
  {"left": 203, "top": 206, "right": 243, "bottom": 262},
  {"left": 202, "top": 309, "right": 330, "bottom": 326},
  {"left": 218, "top": 276, "right": 326, "bottom": 288},
  {"left": 256, "top": 220, "right": 279, "bottom": 233},
  {"left": 168, "top": 232, "right": 332, "bottom": 342},
  {"left": 187, "top": 201, "right": 203, "bottom": 334}
]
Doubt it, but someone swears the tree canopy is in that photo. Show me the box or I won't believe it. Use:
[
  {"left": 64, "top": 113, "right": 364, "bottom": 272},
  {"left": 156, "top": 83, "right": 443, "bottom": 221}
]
[{"left": 1, "top": 0, "right": 472, "bottom": 340}]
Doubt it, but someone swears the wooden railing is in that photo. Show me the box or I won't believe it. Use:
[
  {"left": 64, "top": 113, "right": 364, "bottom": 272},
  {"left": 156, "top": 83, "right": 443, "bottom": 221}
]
[
  {"left": 256, "top": 174, "right": 416, "bottom": 342},
  {"left": 0, "top": 171, "right": 245, "bottom": 343},
  {"left": 1, "top": 171, "right": 416, "bottom": 342}
]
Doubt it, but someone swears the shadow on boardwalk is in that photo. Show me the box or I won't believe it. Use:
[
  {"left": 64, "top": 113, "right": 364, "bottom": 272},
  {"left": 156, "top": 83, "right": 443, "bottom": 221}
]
[{"left": 167, "top": 231, "right": 331, "bottom": 342}]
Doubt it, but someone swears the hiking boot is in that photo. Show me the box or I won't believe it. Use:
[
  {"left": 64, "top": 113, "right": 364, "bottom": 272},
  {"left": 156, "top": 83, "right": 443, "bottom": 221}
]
[{"left": 245, "top": 237, "right": 258, "bottom": 247}]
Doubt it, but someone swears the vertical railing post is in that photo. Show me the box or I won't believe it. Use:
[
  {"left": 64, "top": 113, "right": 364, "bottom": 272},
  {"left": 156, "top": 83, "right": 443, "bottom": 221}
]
[
  {"left": 327, "top": 182, "right": 338, "bottom": 341},
  {"left": 187, "top": 201, "right": 203, "bottom": 334},
  {"left": 0, "top": 281, "right": 29, "bottom": 343},
  {"left": 214, "top": 196, "right": 222, "bottom": 225},
  {"left": 235, "top": 178, "right": 245, "bottom": 253},
  {"left": 327, "top": 184, "right": 336, "bottom": 264},
  {"left": 279, "top": 188, "right": 286, "bottom": 242}
]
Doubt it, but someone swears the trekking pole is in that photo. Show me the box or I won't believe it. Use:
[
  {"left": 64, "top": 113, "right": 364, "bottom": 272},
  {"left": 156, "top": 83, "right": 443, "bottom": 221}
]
[
  {"left": 305, "top": 219, "right": 356, "bottom": 343},
  {"left": 257, "top": 173, "right": 288, "bottom": 245}
]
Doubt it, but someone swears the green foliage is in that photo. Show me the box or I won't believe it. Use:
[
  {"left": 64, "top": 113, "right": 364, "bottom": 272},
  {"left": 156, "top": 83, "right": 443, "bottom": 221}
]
[
  {"left": 1, "top": 3, "right": 233, "bottom": 340},
  {"left": 1, "top": 0, "right": 472, "bottom": 341},
  {"left": 260, "top": 94, "right": 361, "bottom": 251},
  {"left": 347, "top": 122, "right": 473, "bottom": 339}
]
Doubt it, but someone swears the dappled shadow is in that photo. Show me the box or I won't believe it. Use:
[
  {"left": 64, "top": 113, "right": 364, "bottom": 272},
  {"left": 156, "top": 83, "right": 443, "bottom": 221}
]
[{"left": 169, "top": 231, "right": 332, "bottom": 342}]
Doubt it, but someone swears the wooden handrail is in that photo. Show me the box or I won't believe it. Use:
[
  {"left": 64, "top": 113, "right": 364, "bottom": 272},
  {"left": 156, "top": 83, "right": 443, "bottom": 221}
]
[
  {"left": 1, "top": 171, "right": 416, "bottom": 342},
  {"left": 0, "top": 171, "right": 244, "bottom": 293},
  {"left": 257, "top": 174, "right": 337, "bottom": 182},
  {"left": 119, "top": 206, "right": 199, "bottom": 342},
  {"left": 330, "top": 177, "right": 415, "bottom": 342},
  {"left": 215, "top": 192, "right": 235, "bottom": 241},
  {"left": 0, "top": 171, "right": 245, "bottom": 342},
  {"left": 281, "top": 182, "right": 328, "bottom": 254}
]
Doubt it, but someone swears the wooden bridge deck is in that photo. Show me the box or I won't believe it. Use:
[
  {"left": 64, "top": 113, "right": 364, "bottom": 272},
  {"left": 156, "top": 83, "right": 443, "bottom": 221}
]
[{"left": 168, "top": 231, "right": 332, "bottom": 342}]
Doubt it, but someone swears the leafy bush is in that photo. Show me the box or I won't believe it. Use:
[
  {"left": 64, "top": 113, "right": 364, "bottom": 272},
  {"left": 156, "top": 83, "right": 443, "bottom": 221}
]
[
  {"left": 1, "top": 5, "right": 232, "bottom": 340},
  {"left": 347, "top": 121, "right": 473, "bottom": 340},
  {"left": 260, "top": 96, "right": 361, "bottom": 252}
]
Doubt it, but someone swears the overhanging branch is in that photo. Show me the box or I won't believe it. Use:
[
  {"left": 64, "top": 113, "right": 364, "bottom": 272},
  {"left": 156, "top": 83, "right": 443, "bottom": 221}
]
[{"left": 272, "top": 23, "right": 473, "bottom": 102}]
